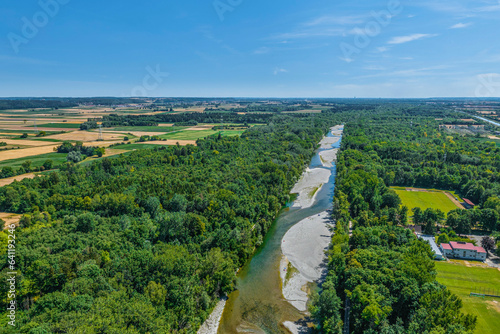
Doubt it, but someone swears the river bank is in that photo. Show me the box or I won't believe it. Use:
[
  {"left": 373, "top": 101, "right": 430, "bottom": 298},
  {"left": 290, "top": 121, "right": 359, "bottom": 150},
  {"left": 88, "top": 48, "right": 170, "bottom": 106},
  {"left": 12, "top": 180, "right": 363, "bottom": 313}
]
[
  {"left": 279, "top": 126, "right": 343, "bottom": 331},
  {"left": 280, "top": 211, "right": 334, "bottom": 311},
  {"left": 203, "top": 125, "right": 343, "bottom": 333},
  {"left": 197, "top": 297, "right": 228, "bottom": 334}
]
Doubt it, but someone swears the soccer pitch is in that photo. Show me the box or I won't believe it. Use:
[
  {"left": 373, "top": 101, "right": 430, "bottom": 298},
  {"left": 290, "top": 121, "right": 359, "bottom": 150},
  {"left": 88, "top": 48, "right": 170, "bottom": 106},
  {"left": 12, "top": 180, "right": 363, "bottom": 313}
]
[
  {"left": 391, "top": 187, "right": 462, "bottom": 213},
  {"left": 436, "top": 261, "right": 500, "bottom": 334}
]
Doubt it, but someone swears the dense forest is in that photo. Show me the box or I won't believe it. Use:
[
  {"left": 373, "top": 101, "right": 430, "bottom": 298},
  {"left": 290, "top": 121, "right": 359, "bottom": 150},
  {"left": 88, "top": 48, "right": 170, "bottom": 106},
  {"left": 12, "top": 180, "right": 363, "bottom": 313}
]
[
  {"left": 81, "top": 112, "right": 276, "bottom": 129},
  {"left": 0, "top": 114, "right": 345, "bottom": 333},
  {"left": 0, "top": 98, "right": 147, "bottom": 110},
  {"left": 313, "top": 106, "right": 500, "bottom": 333}
]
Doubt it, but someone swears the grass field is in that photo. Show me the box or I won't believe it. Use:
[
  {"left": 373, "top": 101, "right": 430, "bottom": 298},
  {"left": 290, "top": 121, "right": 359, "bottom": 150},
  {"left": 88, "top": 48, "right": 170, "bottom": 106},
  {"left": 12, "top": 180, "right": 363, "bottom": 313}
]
[
  {"left": 160, "top": 129, "right": 244, "bottom": 140},
  {"left": 109, "top": 126, "right": 185, "bottom": 132},
  {"left": 0, "top": 152, "right": 67, "bottom": 169},
  {"left": 391, "top": 187, "right": 461, "bottom": 213},
  {"left": 108, "top": 143, "right": 166, "bottom": 150},
  {"left": 0, "top": 129, "right": 61, "bottom": 134},
  {"left": 436, "top": 262, "right": 500, "bottom": 334},
  {"left": 475, "top": 137, "right": 500, "bottom": 148},
  {"left": 28, "top": 123, "right": 81, "bottom": 128}
]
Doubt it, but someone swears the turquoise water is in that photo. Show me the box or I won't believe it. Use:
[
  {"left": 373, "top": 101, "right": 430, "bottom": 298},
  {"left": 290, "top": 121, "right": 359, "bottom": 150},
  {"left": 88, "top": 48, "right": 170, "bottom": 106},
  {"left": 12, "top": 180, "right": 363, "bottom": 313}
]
[{"left": 217, "top": 131, "right": 342, "bottom": 333}]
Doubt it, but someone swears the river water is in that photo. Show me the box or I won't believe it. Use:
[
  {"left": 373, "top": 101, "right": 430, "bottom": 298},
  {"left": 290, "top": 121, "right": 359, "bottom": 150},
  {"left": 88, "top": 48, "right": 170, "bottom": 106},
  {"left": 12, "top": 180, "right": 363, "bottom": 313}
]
[{"left": 217, "top": 130, "right": 342, "bottom": 333}]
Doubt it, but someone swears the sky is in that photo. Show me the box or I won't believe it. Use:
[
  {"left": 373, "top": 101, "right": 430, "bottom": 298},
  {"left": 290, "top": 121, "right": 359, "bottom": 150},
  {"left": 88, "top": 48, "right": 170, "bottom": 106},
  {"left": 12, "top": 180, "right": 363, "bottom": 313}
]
[{"left": 1, "top": 0, "right": 500, "bottom": 98}]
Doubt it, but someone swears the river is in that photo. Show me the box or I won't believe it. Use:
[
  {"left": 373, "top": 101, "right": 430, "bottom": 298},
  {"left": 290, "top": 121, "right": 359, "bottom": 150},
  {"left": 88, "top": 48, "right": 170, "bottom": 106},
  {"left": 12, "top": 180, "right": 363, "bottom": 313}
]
[{"left": 216, "top": 128, "right": 342, "bottom": 333}]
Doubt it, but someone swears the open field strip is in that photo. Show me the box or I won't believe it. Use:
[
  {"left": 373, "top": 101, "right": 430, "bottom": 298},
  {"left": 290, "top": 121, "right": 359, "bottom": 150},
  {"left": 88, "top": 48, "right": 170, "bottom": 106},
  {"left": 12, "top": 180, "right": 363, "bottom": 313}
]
[
  {"left": 0, "top": 153, "right": 67, "bottom": 169},
  {"left": 27, "top": 123, "right": 81, "bottom": 128},
  {"left": 0, "top": 139, "right": 61, "bottom": 147},
  {"left": 45, "top": 131, "right": 125, "bottom": 141},
  {"left": 160, "top": 129, "right": 244, "bottom": 141},
  {"left": 436, "top": 261, "right": 500, "bottom": 334},
  {"left": 0, "top": 173, "right": 37, "bottom": 187},
  {"left": 0, "top": 146, "right": 60, "bottom": 162},
  {"left": 109, "top": 126, "right": 187, "bottom": 132},
  {"left": 391, "top": 187, "right": 462, "bottom": 213},
  {"left": 0, "top": 140, "right": 121, "bottom": 163},
  {"left": 145, "top": 140, "right": 197, "bottom": 146}
]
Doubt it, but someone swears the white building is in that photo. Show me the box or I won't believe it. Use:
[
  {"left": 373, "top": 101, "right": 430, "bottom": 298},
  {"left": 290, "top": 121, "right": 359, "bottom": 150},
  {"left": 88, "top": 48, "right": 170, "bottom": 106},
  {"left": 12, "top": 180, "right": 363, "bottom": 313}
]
[
  {"left": 419, "top": 235, "right": 444, "bottom": 260},
  {"left": 440, "top": 241, "right": 487, "bottom": 261}
]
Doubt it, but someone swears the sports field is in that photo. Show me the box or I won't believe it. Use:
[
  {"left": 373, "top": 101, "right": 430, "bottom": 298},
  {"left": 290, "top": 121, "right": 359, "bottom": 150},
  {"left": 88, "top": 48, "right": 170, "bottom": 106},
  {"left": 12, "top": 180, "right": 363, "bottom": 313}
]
[
  {"left": 436, "top": 261, "right": 500, "bottom": 334},
  {"left": 391, "top": 187, "right": 462, "bottom": 213}
]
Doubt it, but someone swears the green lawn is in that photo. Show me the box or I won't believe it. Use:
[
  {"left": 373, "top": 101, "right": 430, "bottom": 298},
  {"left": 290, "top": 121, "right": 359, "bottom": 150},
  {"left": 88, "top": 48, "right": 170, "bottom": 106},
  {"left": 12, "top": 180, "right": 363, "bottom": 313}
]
[
  {"left": 160, "top": 129, "right": 244, "bottom": 140},
  {"left": 435, "top": 262, "right": 500, "bottom": 334},
  {"left": 391, "top": 187, "right": 460, "bottom": 213},
  {"left": 0, "top": 153, "right": 67, "bottom": 169}
]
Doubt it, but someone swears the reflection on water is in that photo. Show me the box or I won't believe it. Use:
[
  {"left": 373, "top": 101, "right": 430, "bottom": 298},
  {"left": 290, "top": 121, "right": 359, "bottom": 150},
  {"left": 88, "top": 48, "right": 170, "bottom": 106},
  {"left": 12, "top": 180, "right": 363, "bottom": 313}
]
[{"left": 218, "top": 131, "right": 342, "bottom": 333}]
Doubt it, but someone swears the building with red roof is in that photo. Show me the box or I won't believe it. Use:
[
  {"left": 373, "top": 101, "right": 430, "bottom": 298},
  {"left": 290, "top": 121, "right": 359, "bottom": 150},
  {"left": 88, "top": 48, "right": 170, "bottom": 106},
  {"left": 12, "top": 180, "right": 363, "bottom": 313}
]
[
  {"left": 440, "top": 241, "right": 487, "bottom": 261},
  {"left": 462, "top": 198, "right": 476, "bottom": 209}
]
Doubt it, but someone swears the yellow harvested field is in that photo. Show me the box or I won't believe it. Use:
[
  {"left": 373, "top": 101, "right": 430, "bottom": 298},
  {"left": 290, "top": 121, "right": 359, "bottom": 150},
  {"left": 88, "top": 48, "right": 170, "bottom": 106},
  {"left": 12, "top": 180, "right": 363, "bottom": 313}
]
[
  {"left": 144, "top": 140, "right": 197, "bottom": 146},
  {"left": 0, "top": 173, "right": 37, "bottom": 187},
  {"left": 0, "top": 146, "right": 59, "bottom": 162},
  {"left": 0, "top": 139, "right": 59, "bottom": 147},
  {"left": 157, "top": 123, "right": 174, "bottom": 127},
  {"left": 185, "top": 125, "right": 215, "bottom": 131},
  {"left": 46, "top": 131, "right": 124, "bottom": 141}
]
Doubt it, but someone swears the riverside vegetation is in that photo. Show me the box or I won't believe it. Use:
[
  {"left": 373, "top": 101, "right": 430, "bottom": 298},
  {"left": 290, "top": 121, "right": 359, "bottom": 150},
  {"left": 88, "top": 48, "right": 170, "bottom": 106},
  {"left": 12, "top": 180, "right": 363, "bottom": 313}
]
[{"left": 313, "top": 106, "right": 500, "bottom": 333}]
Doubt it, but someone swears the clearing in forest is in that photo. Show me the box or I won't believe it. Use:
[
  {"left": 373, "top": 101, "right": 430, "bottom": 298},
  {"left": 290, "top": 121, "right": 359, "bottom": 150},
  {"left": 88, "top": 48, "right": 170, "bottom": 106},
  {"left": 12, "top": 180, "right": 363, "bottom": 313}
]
[
  {"left": 436, "top": 262, "right": 500, "bottom": 334},
  {"left": 391, "top": 187, "right": 463, "bottom": 213}
]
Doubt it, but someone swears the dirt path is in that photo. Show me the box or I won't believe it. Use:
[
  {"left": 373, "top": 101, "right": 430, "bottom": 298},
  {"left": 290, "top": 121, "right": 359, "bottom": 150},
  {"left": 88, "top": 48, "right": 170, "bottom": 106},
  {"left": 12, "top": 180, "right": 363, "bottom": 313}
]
[{"left": 443, "top": 191, "right": 465, "bottom": 209}]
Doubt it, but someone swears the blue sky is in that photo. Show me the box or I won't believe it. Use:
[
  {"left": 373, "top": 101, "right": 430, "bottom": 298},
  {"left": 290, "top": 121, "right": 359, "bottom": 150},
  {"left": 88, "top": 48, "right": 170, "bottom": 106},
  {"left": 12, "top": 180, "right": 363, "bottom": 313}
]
[{"left": 1, "top": 0, "right": 500, "bottom": 98}]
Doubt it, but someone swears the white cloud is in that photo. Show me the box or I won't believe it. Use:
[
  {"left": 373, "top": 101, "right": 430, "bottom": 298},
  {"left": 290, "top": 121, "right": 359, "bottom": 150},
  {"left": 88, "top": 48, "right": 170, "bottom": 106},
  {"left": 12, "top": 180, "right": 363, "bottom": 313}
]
[
  {"left": 271, "top": 28, "right": 345, "bottom": 40},
  {"left": 273, "top": 68, "right": 288, "bottom": 75},
  {"left": 450, "top": 22, "right": 472, "bottom": 29},
  {"left": 339, "top": 57, "right": 354, "bottom": 63},
  {"left": 388, "top": 33, "right": 437, "bottom": 44},
  {"left": 305, "top": 15, "right": 369, "bottom": 27},
  {"left": 355, "top": 65, "right": 451, "bottom": 79},
  {"left": 475, "top": 1, "right": 500, "bottom": 12},
  {"left": 253, "top": 47, "right": 270, "bottom": 55}
]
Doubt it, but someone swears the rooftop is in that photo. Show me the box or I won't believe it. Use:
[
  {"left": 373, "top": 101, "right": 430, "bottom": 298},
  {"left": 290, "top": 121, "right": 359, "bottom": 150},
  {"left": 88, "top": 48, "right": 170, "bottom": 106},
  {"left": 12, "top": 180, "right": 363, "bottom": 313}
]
[
  {"left": 463, "top": 198, "right": 475, "bottom": 206},
  {"left": 441, "top": 243, "right": 452, "bottom": 250},
  {"left": 449, "top": 241, "right": 486, "bottom": 253},
  {"left": 419, "top": 235, "right": 444, "bottom": 257}
]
